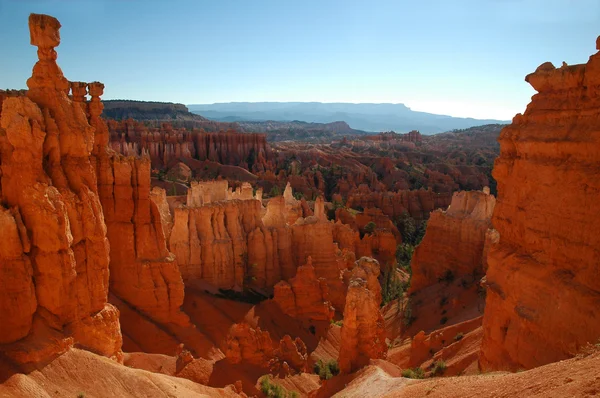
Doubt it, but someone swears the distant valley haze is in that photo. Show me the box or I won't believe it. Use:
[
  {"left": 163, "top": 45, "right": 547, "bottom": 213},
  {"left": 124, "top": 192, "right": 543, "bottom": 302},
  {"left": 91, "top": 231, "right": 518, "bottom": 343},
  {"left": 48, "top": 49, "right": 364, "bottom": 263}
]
[{"left": 187, "top": 102, "right": 509, "bottom": 134}]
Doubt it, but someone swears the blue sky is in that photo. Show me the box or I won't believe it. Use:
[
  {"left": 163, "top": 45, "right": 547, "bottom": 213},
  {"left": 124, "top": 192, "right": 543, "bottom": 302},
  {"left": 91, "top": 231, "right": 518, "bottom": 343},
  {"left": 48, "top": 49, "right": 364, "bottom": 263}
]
[{"left": 0, "top": 0, "right": 598, "bottom": 119}]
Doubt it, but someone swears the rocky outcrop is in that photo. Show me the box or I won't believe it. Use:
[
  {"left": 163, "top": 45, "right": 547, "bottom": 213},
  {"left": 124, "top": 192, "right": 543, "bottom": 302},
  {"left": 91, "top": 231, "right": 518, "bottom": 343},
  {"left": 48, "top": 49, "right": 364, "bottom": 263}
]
[
  {"left": 283, "top": 182, "right": 305, "bottom": 224},
  {"left": 291, "top": 216, "right": 348, "bottom": 310},
  {"left": 408, "top": 316, "right": 483, "bottom": 369},
  {"left": 186, "top": 180, "right": 229, "bottom": 206},
  {"left": 338, "top": 257, "right": 387, "bottom": 373},
  {"left": 332, "top": 208, "right": 400, "bottom": 267},
  {"left": 169, "top": 185, "right": 350, "bottom": 310},
  {"left": 273, "top": 257, "right": 334, "bottom": 322},
  {"left": 149, "top": 186, "right": 174, "bottom": 241},
  {"left": 14, "top": 15, "right": 188, "bottom": 330},
  {"left": 98, "top": 154, "right": 188, "bottom": 326},
  {"left": 195, "top": 131, "right": 270, "bottom": 171},
  {"left": 409, "top": 189, "right": 495, "bottom": 293},
  {"left": 106, "top": 118, "right": 271, "bottom": 172},
  {"left": 81, "top": 83, "right": 188, "bottom": 328},
  {"left": 223, "top": 324, "right": 309, "bottom": 377},
  {"left": 480, "top": 39, "right": 600, "bottom": 371},
  {"left": 108, "top": 119, "right": 196, "bottom": 169},
  {"left": 270, "top": 335, "right": 309, "bottom": 375},
  {"left": 346, "top": 188, "right": 452, "bottom": 220},
  {"left": 224, "top": 323, "right": 273, "bottom": 365},
  {"left": 0, "top": 208, "right": 37, "bottom": 344},
  {"left": 0, "top": 14, "right": 122, "bottom": 362},
  {"left": 169, "top": 198, "right": 293, "bottom": 288}
]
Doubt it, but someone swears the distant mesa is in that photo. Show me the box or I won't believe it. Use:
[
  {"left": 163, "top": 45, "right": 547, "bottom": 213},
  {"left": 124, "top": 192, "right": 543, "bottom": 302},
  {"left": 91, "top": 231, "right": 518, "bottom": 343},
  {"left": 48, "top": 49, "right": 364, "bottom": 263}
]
[
  {"left": 101, "top": 99, "right": 240, "bottom": 131},
  {"left": 102, "top": 99, "right": 207, "bottom": 122}
]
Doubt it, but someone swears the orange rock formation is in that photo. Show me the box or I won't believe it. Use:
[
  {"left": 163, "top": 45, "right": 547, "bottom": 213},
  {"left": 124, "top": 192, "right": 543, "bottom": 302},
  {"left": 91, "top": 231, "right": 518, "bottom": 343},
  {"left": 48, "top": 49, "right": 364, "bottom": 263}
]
[
  {"left": 480, "top": 39, "right": 600, "bottom": 371},
  {"left": 107, "top": 118, "right": 272, "bottom": 172},
  {"left": 346, "top": 187, "right": 452, "bottom": 220},
  {"left": 409, "top": 189, "right": 495, "bottom": 292},
  {"left": 168, "top": 181, "right": 350, "bottom": 312},
  {"left": 338, "top": 257, "right": 387, "bottom": 373},
  {"left": 0, "top": 14, "right": 122, "bottom": 363},
  {"left": 273, "top": 257, "right": 335, "bottom": 322}
]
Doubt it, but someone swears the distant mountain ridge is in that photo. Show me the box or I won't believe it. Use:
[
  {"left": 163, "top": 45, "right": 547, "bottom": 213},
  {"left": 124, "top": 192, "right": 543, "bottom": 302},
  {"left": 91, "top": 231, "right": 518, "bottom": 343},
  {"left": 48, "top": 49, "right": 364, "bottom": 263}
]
[{"left": 187, "top": 102, "right": 508, "bottom": 134}]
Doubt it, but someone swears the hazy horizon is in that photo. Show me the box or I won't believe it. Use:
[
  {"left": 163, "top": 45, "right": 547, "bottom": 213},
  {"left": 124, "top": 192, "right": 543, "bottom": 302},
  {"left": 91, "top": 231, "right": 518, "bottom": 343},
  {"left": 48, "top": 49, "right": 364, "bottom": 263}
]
[{"left": 1, "top": 0, "right": 599, "bottom": 120}]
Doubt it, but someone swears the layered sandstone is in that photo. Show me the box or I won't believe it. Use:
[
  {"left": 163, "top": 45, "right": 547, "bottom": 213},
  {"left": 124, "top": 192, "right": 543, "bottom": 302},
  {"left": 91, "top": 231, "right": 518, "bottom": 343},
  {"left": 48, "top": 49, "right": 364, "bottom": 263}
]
[
  {"left": 270, "top": 335, "right": 309, "bottom": 375},
  {"left": 346, "top": 187, "right": 452, "bottom": 220},
  {"left": 108, "top": 119, "right": 194, "bottom": 168},
  {"left": 88, "top": 87, "right": 188, "bottom": 327},
  {"left": 338, "top": 257, "right": 387, "bottom": 373},
  {"left": 169, "top": 183, "right": 348, "bottom": 311},
  {"left": 409, "top": 189, "right": 495, "bottom": 293},
  {"left": 480, "top": 39, "right": 600, "bottom": 371},
  {"left": 107, "top": 118, "right": 272, "bottom": 171},
  {"left": 12, "top": 14, "right": 187, "bottom": 333},
  {"left": 273, "top": 257, "right": 334, "bottom": 322},
  {"left": 195, "top": 131, "right": 270, "bottom": 171},
  {"left": 0, "top": 14, "right": 122, "bottom": 362},
  {"left": 224, "top": 323, "right": 273, "bottom": 365},
  {"left": 169, "top": 198, "right": 293, "bottom": 288},
  {"left": 291, "top": 215, "right": 348, "bottom": 310}
]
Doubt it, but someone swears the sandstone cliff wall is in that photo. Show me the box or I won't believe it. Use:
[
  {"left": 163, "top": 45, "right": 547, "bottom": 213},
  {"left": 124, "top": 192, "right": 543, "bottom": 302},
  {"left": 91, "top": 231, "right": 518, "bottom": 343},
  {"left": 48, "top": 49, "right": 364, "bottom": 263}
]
[
  {"left": 97, "top": 153, "right": 188, "bottom": 326},
  {"left": 107, "top": 119, "right": 271, "bottom": 171},
  {"left": 480, "top": 39, "right": 600, "bottom": 371},
  {"left": 167, "top": 184, "right": 353, "bottom": 312},
  {"left": 409, "top": 189, "right": 495, "bottom": 293},
  {"left": 346, "top": 188, "right": 452, "bottom": 220},
  {"left": 273, "top": 257, "right": 334, "bottom": 322}
]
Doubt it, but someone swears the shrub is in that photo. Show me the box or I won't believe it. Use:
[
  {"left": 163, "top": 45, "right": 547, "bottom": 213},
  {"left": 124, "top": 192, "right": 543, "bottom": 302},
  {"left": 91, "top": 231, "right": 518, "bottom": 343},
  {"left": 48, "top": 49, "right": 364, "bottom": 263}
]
[
  {"left": 395, "top": 243, "right": 415, "bottom": 271},
  {"left": 415, "top": 220, "right": 427, "bottom": 245},
  {"left": 260, "top": 376, "right": 298, "bottom": 398},
  {"left": 327, "top": 208, "right": 337, "bottom": 221},
  {"left": 314, "top": 359, "right": 340, "bottom": 380},
  {"left": 395, "top": 212, "right": 416, "bottom": 244},
  {"left": 440, "top": 316, "right": 448, "bottom": 325},
  {"left": 401, "top": 367, "right": 425, "bottom": 379},
  {"left": 431, "top": 360, "right": 447, "bottom": 376},
  {"left": 332, "top": 199, "right": 344, "bottom": 209},
  {"left": 77, "top": 393, "right": 86, "bottom": 398},
  {"left": 395, "top": 212, "right": 428, "bottom": 246},
  {"left": 293, "top": 191, "right": 304, "bottom": 200},
  {"left": 402, "top": 299, "right": 416, "bottom": 326},
  {"left": 327, "top": 360, "right": 340, "bottom": 376},
  {"left": 330, "top": 319, "right": 343, "bottom": 327},
  {"left": 269, "top": 185, "right": 281, "bottom": 197},
  {"left": 381, "top": 263, "right": 407, "bottom": 306},
  {"left": 454, "top": 332, "right": 464, "bottom": 341},
  {"left": 364, "top": 221, "right": 377, "bottom": 235}
]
